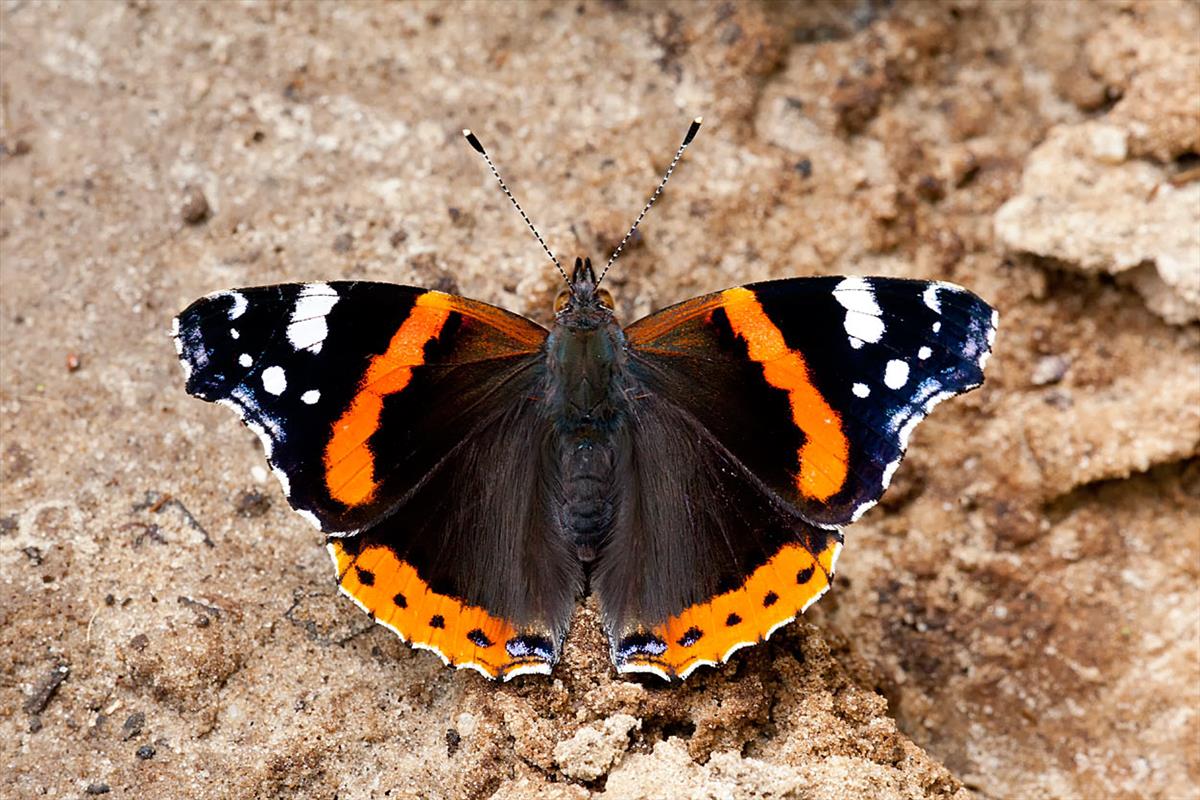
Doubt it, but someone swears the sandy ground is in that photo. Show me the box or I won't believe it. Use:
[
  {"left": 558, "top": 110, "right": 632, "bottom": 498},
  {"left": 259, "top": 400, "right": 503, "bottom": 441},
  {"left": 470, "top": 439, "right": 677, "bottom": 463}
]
[{"left": 2, "top": 1, "right": 1198, "bottom": 799}]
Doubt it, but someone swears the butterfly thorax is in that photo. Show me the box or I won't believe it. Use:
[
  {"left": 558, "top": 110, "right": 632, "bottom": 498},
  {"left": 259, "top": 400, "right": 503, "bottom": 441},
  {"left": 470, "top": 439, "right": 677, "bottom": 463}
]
[{"left": 545, "top": 258, "right": 629, "bottom": 561}]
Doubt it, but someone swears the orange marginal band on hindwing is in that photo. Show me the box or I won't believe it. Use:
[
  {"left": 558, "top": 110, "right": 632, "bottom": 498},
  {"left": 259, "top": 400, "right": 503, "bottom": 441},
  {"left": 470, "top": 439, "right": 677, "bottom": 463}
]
[
  {"left": 719, "top": 287, "right": 849, "bottom": 501},
  {"left": 323, "top": 292, "right": 454, "bottom": 507},
  {"left": 618, "top": 538, "right": 842, "bottom": 679},
  {"left": 328, "top": 539, "right": 554, "bottom": 679}
]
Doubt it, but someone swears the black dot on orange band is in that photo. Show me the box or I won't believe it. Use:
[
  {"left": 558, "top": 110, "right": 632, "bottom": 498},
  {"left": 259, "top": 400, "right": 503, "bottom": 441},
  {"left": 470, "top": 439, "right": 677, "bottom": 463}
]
[
  {"left": 796, "top": 566, "right": 815, "bottom": 585},
  {"left": 430, "top": 615, "right": 445, "bottom": 629},
  {"left": 393, "top": 592, "right": 407, "bottom": 608},
  {"left": 467, "top": 629, "right": 492, "bottom": 648},
  {"left": 763, "top": 591, "right": 779, "bottom": 607},
  {"left": 355, "top": 567, "right": 374, "bottom": 586},
  {"left": 726, "top": 613, "right": 742, "bottom": 626},
  {"left": 677, "top": 627, "right": 703, "bottom": 647}
]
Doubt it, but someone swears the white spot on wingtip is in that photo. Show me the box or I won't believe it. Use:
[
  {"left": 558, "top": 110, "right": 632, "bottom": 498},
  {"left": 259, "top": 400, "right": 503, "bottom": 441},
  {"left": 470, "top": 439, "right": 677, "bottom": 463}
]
[
  {"left": 262, "top": 365, "right": 286, "bottom": 395},
  {"left": 923, "top": 284, "right": 941, "bottom": 314},
  {"left": 171, "top": 318, "right": 193, "bottom": 379},
  {"left": 884, "top": 359, "right": 910, "bottom": 389},
  {"left": 852, "top": 382, "right": 870, "bottom": 398},
  {"left": 230, "top": 328, "right": 240, "bottom": 339},
  {"left": 288, "top": 284, "right": 339, "bottom": 353},
  {"left": 301, "top": 389, "right": 320, "bottom": 405},
  {"left": 918, "top": 346, "right": 932, "bottom": 360},
  {"left": 206, "top": 290, "right": 249, "bottom": 320},
  {"left": 932, "top": 321, "right": 942, "bottom": 333},
  {"left": 833, "top": 277, "right": 885, "bottom": 345},
  {"left": 239, "top": 353, "right": 253, "bottom": 368}
]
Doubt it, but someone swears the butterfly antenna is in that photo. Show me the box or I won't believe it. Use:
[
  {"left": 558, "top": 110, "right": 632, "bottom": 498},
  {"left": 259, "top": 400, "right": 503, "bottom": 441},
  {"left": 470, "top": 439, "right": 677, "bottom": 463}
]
[
  {"left": 597, "top": 116, "right": 702, "bottom": 286},
  {"left": 463, "top": 128, "right": 569, "bottom": 285}
]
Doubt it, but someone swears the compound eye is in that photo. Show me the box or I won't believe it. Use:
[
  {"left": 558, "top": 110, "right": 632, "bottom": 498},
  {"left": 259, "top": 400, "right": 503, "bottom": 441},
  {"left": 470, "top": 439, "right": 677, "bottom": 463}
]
[
  {"left": 554, "top": 291, "right": 570, "bottom": 314},
  {"left": 596, "top": 288, "right": 615, "bottom": 309}
]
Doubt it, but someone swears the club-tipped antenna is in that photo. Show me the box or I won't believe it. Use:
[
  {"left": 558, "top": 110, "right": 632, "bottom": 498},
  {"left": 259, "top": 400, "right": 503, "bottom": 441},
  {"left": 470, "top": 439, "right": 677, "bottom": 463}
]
[
  {"left": 463, "top": 128, "right": 569, "bottom": 285},
  {"left": 597, "top": 116, "right": 702, "bottom": 286}
]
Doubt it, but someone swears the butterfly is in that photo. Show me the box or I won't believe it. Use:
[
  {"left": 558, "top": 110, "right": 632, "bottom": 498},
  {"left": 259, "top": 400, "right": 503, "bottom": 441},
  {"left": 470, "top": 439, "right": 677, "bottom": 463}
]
[{"left": 172, "top": 119, "right": 997, "bottom": 680}]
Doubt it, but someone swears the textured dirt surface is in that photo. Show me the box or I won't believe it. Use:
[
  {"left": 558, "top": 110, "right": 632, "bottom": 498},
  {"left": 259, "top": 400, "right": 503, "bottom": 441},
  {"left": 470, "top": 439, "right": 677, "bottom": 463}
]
[{"left": 2, "top": 2, "right": 1198, "bottom": 799}]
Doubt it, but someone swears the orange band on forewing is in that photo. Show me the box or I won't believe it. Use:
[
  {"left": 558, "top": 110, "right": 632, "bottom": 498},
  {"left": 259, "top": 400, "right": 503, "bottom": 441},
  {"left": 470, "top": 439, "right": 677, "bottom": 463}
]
[
  {"left": 721, "top": 287, "right": 849, "bottom": 501},
  {"left": 324, "top": 292, "right": 454, "bottom": 507},
  {"left": 623, "top": 539, "right": 841, "bottom": 679},
  {"left": 330, "top": 540, "right": 544, "bottom": 679}
]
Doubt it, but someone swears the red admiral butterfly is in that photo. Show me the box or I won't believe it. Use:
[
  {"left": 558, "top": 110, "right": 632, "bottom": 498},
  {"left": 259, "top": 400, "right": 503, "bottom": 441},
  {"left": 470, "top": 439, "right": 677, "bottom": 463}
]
[{"left": 173, "top": 119, "right": 997, "bottom": 680}]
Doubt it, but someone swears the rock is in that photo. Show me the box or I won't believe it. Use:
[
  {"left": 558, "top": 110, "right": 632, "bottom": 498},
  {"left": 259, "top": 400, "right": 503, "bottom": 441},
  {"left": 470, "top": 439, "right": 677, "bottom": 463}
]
[
  {"left": 995, "top": 122, "right": 1200, "bottom": 323},
  {"left": 179, "top": 185, "right": 210, "bottom": 225},
  {"left": 553, "top": 714, "right": 640, "bottom": 781}
]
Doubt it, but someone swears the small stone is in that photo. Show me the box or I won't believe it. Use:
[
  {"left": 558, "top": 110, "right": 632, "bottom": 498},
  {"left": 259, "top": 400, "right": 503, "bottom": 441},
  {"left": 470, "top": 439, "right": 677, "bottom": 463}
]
[
  {"left": 332, "top": 233, "right": 354, "bottom": 253},
  {"left": 234, "top": 489, "right": 271, "bottom": 518},
  {"left": 915, "top": 175, "right": 945, "bottom": 203},
  {"left": 136, "top": 744, "right": 156, "bottom": 760},
  {"left": 389, "top": 228, "right": 408, "bottom": 247},
  {"left": 66, "top": 352, "right": 82, "bottom": 372},
  {"left": 1, "top": 139, "right": 31, "bottom": 157},
  {"left": 1089, "top": 124, "right": 1128, "bottom": 164},
  {"left": 1031, "top": 355, "right": 1070, "bottom": 386},
  {"left": 23, "top": 663, "right": 69, "bottom": 715},
  {"left": 122, "top": 711, "right": 145, "bottom": 740},
  {"left": 85, "top": 783, "right": 111, "bottom": 795},
  {"left": 179, "top": 185, "right": 210, "bottom": 225}
]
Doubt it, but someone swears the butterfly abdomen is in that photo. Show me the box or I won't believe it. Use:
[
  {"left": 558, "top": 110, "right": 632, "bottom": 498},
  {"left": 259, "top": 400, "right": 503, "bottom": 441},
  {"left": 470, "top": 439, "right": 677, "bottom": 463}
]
[{"left": 560, "top": 438, "right": 618, "bottom": 562}]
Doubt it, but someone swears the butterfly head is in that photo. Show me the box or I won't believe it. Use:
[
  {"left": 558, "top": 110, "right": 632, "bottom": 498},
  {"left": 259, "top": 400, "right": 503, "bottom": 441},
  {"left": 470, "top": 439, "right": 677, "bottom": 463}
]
[{"left": 554, "top": 257, "right": 614, "bottom": 326}]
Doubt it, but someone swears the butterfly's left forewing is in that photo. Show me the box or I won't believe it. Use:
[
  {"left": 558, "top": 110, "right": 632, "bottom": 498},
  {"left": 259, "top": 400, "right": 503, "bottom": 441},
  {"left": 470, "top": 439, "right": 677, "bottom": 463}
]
[{"left": 600, "top": 276, "right": 996, "bottom": 678}]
